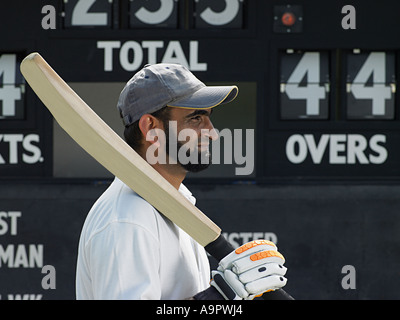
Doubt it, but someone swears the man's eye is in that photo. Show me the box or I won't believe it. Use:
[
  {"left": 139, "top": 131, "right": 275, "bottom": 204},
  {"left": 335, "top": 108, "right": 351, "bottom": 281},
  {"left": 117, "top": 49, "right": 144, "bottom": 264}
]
[{"left": 191, "top": 116, "right": 201, "bottom": 121}]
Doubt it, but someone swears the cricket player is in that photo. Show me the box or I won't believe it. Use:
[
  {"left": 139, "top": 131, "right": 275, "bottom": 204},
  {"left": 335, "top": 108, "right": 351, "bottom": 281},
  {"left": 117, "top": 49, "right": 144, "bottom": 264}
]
[{"left": 75, "top": 63, "right": 288, "bottom": 300}]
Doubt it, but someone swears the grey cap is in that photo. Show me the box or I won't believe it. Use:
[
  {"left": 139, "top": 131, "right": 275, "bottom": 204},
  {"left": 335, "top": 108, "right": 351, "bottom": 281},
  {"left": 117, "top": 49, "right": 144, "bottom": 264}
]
[{"left": 117, "top": 63, "right": 238, "bottom": 127}]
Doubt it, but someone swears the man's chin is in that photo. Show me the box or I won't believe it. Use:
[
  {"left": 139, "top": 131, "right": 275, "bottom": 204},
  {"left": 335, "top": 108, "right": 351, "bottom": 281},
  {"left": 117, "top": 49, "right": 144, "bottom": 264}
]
[
  {"left": 165, "top": 142, "right": 212, "bottom": 173},
  {"left": 180, "top": 151, "right": 212, "bottom": 173},
  {"left": 181, "top": 162, "right": 211, "bottom": 173},
  {"left": 181, "top": 163, "right": 210, "bottom": 172}
]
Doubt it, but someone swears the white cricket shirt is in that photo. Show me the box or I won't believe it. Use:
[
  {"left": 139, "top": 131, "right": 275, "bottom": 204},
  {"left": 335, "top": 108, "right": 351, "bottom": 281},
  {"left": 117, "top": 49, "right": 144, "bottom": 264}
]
[{"left": 75, "top": 177, "right": 211, "bottom": 300}]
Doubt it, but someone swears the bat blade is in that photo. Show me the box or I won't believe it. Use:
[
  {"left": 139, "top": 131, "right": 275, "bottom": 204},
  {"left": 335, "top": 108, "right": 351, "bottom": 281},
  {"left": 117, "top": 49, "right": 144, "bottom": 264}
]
[
  {"left": 20, "top": 53, "right": 293, "bottom": 300},
  {"left": 20, "top": 52, "right": 221, "bottom": 247}
]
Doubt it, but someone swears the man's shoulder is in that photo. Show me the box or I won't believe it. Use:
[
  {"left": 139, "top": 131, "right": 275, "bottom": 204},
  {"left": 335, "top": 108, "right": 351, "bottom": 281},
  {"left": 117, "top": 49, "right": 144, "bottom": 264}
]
[
  {"left": 103, "top": 177, "right": 153, "bottom": 206},
  {"left": 87, "top": 178, "right": 162, "bottom": 232}
]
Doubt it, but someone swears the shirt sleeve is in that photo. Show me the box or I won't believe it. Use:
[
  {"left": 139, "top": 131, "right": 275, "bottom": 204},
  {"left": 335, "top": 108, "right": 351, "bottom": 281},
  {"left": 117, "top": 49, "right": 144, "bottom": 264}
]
[{"left": 87, "top": 221, "right": 161, "bottom": 300}]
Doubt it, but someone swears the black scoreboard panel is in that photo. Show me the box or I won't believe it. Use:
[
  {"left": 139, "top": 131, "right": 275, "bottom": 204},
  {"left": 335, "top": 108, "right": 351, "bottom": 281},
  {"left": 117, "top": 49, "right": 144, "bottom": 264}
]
[
  {"left": 266, "top": 46, "right": 399, "bottom": 179},
  {"left": 262, "top": 0, "right": 400, "bottom": 182},
  {"left": 3, "top": 0, "right": 400, "bottom": 301},
  {"left": 1, "top": 0, "right": 400, "bottom": 181},
  {"left": 0, "top": 49, "right": 51, "bottom": 177}
]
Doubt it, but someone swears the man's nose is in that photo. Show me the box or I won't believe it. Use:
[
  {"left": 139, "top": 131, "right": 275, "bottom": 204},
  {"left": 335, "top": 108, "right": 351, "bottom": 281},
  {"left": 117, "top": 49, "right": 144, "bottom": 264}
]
[{"left": 203, "top": 117, "right": 219, "bottom": 140}]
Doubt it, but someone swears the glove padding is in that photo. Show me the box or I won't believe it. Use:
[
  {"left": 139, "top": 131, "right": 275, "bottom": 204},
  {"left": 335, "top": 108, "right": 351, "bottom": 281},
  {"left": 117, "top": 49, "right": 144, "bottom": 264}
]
[{"left": 210, "top": 240, "right": 287, "bottom": 300}]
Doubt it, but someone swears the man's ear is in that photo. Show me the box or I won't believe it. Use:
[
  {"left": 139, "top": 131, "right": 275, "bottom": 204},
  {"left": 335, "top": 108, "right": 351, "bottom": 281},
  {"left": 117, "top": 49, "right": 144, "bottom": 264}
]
[{"left": 138, "top": 114, "right": 163, "bottom": 145}]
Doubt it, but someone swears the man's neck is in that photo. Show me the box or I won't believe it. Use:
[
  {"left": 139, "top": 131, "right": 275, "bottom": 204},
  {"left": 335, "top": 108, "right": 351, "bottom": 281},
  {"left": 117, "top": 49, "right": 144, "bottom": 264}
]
[
  {"left": 151, "top": 162, "right": 187, "bottom": 190},
  {"left": 138, "top": 147, "right": 186, "bottom": 190}
]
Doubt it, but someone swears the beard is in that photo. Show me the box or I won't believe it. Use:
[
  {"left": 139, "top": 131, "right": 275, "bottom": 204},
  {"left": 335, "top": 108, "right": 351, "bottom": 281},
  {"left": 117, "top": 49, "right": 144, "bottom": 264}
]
[
  {"left": 164, "top": 121, "right": 212, "bottom": 173},
  {"left": 176, "top": 140, "right": 212, "bottom": 172}
]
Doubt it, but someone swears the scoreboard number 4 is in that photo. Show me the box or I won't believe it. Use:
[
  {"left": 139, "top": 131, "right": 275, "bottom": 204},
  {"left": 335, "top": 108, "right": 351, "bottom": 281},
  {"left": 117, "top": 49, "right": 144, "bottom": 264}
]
[
  {"left": 280, "top": 50, "right": 396, "bottom": 121},
  {"left": 284, "top": 52, "right": 327, "bottom": 117},
  {"left": 280, "top": 51, "right": 329, "bottom": 120},
  {"left": 0, "top": 54, "right": 24, "bottom": 120},
  {"left": 347, "top": 51, "right": 395, "bottom": 119}
]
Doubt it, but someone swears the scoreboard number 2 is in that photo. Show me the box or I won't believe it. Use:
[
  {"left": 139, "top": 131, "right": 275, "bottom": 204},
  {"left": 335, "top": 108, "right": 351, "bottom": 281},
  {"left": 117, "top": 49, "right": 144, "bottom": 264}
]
[
  {"left": 71, "top": 0, "right": 108, "bottom": 26},
  {"left": 64, "top": 0, "right": 112, "bottom": 28}
]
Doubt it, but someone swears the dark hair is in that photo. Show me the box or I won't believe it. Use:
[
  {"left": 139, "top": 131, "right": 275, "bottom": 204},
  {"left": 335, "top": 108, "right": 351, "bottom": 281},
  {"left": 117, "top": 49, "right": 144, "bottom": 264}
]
[{"left": 123, "top": 106, "right": 170, "bottom": 152}]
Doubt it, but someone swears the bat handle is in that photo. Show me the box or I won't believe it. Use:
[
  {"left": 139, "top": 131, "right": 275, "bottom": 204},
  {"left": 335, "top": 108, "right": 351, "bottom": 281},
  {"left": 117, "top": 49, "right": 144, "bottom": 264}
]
[{"left": 205, "top": 234, "right": 294, "bottom": 300}]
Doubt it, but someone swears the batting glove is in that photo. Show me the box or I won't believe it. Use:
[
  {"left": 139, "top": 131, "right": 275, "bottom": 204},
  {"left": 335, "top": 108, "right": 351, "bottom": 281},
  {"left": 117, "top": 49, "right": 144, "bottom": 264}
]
[{"left": 210, "top": 240, "right": 287, "bottom": 300}]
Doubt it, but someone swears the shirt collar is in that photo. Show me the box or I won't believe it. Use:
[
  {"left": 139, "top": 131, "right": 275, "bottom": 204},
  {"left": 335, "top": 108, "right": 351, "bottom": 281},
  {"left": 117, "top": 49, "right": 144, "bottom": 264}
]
[{"left": 178, "top": 183, "right": 196, "bottom": 205}]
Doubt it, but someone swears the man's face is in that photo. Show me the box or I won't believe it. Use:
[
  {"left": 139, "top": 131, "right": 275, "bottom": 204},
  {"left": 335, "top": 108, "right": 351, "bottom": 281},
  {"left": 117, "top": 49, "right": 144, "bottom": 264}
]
[{"left": 164, "top": 107, "right": 218, "bottom": 172}]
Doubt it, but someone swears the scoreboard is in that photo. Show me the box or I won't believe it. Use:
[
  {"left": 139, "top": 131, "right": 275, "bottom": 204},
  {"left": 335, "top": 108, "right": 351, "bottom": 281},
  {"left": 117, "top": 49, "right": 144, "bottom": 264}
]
[
  {"left": 1, "top": 0, "right": 400, "bottom": 181},
  {"left": 2, "top": 0, "right": 400, "bottom": 300},
  {"left": 271, "top": 49, "right": 395, "bottom": 178}
]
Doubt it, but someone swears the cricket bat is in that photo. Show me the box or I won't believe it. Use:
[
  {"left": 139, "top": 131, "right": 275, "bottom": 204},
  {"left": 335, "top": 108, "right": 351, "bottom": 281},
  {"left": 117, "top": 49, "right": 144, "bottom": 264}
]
[{"left": 20, "top": 52, "right": 293, "bottom": 300}]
